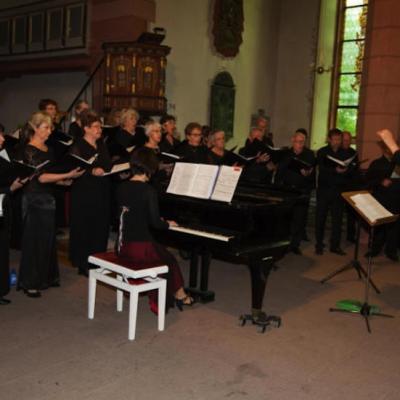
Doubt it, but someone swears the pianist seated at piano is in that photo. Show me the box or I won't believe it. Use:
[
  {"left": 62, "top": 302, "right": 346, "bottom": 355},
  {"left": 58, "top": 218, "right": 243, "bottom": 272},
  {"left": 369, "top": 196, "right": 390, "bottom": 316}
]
[
  {"left": 116, "top": 148, "right": 194, "bottom": 313},
  {"left": 173, "top": 122, "right": 211, "bottom": 164},
  {"left": 275, "top": 131, "right": 316, "bottom": 255},
  {"left": 239, "top": 127, "right": 275, "bottom": 183}
]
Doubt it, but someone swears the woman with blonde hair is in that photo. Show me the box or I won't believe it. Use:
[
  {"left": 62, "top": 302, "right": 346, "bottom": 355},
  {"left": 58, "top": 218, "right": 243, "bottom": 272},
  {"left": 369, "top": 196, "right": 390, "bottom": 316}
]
[{"left": 18, "top": 112, "right": 83, "bottom": 297}]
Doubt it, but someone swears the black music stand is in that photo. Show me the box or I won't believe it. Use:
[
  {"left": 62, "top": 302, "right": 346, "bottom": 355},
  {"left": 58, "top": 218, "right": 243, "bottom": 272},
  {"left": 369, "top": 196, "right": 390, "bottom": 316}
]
[
  {"left": 328, "top": 191, "right": 397, "bottom": 333},
  {"left": 320, "top": 195, "right": 380, "bottom": 294}
]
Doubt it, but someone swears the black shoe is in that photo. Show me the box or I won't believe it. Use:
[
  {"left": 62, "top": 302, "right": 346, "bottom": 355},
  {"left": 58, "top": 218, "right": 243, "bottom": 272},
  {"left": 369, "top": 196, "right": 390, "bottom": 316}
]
[
  {"left": 175, "top": 295, "right": 195, "bottom": 311},
  {"left": 315, "top": 247, "right": 324, "bottom": 255},
  {"left": 0, "top": 297, "right": 11, "bottom": 305},
  {"left": 385, "top": 252, "right": 399, "bottom": 262},
  {"left": 302, "top": 235, "right": 310, "bottom": 242},
  {"left": 347, "top": 237, "right": 356, "bottom": 244},
  {"left": 290, "top": 247, "right": 302, "bottom": 255},
  {"left": 23, "top": 289, "right": 41, "bottom": 298},
  {"left": 78, "top": 269, "right": 88, "bottom": 277},
  {"left": 330, "top": 247, "right": 346, "bottom": 256}
]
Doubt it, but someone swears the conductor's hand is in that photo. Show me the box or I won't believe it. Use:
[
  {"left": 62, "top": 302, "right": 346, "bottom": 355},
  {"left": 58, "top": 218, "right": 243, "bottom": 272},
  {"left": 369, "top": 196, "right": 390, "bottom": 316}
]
[
  {"left": 92, "top": 167, "right": 105, "bottom": 176},
  {"left": 336, "top": 166, "right": 347, "bottom": 174},
  {"left": 167, "top": 220, "right": 178, "bottom": 227},
  {"left": 377, "top": 129, "right": 394, "bottom": 142},
  {"left": 382, "top": 178, "right": 392, "bottom": 187},
  {"left": 10, "top": 178, "right": 25, "bottom": 192},
  {"left": 66, "top": 168, "right": 85, "bottom": 179}
]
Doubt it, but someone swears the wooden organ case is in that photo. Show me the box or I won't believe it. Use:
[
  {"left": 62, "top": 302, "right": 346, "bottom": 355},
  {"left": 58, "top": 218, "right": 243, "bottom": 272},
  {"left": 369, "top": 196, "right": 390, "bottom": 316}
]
[{"left": 101, "top": 41, "right": 171, "bottom": 115}]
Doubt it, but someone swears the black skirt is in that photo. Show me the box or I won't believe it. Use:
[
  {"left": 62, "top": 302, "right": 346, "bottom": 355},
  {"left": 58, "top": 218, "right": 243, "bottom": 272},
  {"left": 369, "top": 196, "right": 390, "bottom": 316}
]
[
  {"left": 0, "top": 204, "right": 10, "bottom": 297},
  {"left": 18, "top": 193, "right": 59, "bottom": 290}
]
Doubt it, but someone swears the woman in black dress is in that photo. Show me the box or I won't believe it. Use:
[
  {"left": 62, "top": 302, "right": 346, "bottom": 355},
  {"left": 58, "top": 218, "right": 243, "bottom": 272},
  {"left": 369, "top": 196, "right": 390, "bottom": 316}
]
[
  {"left": 116, "top": 148, "right": 193, "bottom": 313},
  {"left": 18, "top": 112, "right": 83, "bottom": 297},
  {"left": 159, "top": 115, "right": 180, "bottom": 153},
  {"left": 208, "top": 130, "right": 227, "bottom": 165},
  {"left": 107, "top": 108, "right": 147, "bottom": 161},
  {"left": 68, "top": 99, "right": 89, "bottom": 140},
  {"left": 0, "top": 132, "right": 25, "bottom": 304},
  {"left": 69, "top": 110, "right": 112, "bottom": 276}
]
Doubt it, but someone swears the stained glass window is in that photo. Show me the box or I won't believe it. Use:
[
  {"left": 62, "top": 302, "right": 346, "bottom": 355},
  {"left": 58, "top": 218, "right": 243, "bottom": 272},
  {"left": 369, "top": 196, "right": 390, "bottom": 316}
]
[{"left": 334, "top": 0, "right": 368, "bottom": 135}]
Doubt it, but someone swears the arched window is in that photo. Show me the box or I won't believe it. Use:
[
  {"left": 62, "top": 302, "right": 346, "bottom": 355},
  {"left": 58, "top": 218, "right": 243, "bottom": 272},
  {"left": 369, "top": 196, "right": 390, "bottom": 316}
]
[
  {"left": 210, "top": 72, "right": 235, "bottom": 140},
  {"left": 331, "top": 0, "right": 369, "bottom": 134}
]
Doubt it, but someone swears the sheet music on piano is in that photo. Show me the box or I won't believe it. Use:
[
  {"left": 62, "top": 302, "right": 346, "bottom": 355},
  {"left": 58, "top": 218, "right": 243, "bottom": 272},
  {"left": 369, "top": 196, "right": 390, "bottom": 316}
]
[
  {"left": 167, "top": 162, "right": 242, "bottom": 202},
  {"left": 210, "top": 165, "right": 242, "bottom": 202}
]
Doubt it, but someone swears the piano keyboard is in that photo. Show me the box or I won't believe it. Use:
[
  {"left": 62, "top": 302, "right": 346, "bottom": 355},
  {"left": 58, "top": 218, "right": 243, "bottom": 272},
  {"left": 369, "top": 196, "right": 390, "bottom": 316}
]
[{"left": 169, "top": 225, "right": 234, "bottom": 242}]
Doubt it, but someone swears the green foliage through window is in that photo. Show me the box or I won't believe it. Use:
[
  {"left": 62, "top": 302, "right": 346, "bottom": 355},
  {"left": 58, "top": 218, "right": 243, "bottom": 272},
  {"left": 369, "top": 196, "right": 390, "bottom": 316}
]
[{"left": 334, "top": 0, "right": 368, "bottom": 135}]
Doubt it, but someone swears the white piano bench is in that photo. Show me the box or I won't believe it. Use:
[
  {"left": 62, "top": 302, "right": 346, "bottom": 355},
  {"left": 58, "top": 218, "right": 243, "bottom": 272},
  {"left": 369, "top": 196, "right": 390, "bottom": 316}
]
[{"left": 87, "top": 252, "right": 169, "bottom": 341}]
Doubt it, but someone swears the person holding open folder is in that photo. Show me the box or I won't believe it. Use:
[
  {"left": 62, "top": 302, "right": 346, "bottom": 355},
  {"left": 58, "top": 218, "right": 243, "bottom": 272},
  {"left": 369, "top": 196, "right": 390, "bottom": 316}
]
[
  {"left": 276, "top": 132, "right": 315, "bottom": 254},
  {"left": 315, "top": 128, "right": 350, "bottom": 256},
  {"left": 366, "top": 141, "right": 400, "bottom": 261},
  {"left": 69, "top": 110, "right": 112, "bottom": 276},
  {"left": 17, "top": 112, "right": 83, "bottom": 298},
  {"left": 0, "top": 131, "right": 26, "bottom": 304},
  {"left": 173, "top": 122, "right": 210, "bottom": 164}
]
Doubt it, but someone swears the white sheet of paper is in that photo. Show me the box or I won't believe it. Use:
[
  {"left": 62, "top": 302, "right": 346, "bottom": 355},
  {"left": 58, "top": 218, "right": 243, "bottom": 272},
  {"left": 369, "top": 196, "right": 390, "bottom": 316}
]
[
  {"left": 189, "top": 164, "right": 219, "bottom": 199},
  {"left": 350, "top": 193, "right": 393, "bottom": 223},
  {"left": 102, "top": 162, "right": 130, "bottom": 176},
  {"left": 211, "top": 166, "right": 242, "bottom": 202},
  {"left": 167, "top": 163, "right": 198, "bottom": 196},
  {"left": 0, "top": 149, "right": 10, "bottom": 162}
]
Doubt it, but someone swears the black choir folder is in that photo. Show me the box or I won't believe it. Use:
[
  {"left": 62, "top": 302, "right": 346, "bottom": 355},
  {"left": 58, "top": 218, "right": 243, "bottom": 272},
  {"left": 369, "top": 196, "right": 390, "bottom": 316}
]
[
  {"left": 288, "top": 156, "right": 314, "bottom": 173},
  {"left": 0, "top": 149, "right": 50, "bottom": 181},
  {"left": 325, "top": 153, "right": 357, "bottom": 168},
  {"left": 167, "top": 162, "right": 243, "bottom": 202}
]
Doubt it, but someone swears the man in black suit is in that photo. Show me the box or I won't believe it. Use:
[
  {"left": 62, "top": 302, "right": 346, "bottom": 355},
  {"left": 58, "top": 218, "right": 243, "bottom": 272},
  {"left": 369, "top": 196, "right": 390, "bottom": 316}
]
[
  {"left": 276, "top": 132, "right": 316, "bottom": 255},
  {"left": 315, "top": 128, "right": 351, "bottom": 255}
]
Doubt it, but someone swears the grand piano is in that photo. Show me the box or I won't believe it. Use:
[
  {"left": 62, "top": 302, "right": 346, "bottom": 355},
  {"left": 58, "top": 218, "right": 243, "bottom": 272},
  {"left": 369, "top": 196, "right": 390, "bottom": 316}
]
[{"left": 155, "top": 178, "right": 306, "bottom": 323}]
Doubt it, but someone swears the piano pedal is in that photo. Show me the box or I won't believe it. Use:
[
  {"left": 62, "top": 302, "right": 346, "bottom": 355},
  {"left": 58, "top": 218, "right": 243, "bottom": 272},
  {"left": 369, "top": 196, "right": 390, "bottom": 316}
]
[{"left": 238, "top": 313, "right": 282, "bottom": 333}]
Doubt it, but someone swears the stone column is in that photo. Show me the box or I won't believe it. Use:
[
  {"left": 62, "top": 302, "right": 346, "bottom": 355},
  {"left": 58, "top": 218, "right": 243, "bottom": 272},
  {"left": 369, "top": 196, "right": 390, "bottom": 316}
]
[{"left": 357, "top": 0, "right": 400, "bottom": 163}]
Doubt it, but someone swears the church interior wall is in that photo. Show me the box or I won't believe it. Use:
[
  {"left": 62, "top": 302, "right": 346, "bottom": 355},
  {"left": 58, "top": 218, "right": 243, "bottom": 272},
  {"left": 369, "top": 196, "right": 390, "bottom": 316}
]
[
  {"left": 0, "top": 0, "right": 320, "bottom": 150},
  {"left": 152, "top": 0, "right": 280, "bottom": 148}
]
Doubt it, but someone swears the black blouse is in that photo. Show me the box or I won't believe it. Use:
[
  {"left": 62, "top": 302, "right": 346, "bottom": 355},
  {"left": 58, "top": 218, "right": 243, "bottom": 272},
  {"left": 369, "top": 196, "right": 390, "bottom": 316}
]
[
  {"left": 159, "top": 134, "right": 180, "bottom": 153},
  {"left": 117, "top": 180, "right": 168, "bottom": 242},
  {"left": 69, "top": 137, "right": 112, "bottom": 194},
  {"left": 20, "top": 144, "right": 54, "bottom": 195}
]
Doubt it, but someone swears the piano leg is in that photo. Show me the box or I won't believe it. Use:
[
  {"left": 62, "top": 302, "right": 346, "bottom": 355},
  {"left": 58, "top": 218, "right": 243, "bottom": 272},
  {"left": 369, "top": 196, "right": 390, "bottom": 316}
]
[
  {"left": 200, "top": 249, "right": 211, "bottom": 292},
  {"left": 189, "top": 248, "right": 199, "bottom": 288},
  {"left": 187, "top": 245, "right": 215, "bottom": 303},
  {"left": 240, "top": 259, "right": 281, "bottom": 333},
  {"left": 248, "top": 259, "right": 274, "bottom": 310}
]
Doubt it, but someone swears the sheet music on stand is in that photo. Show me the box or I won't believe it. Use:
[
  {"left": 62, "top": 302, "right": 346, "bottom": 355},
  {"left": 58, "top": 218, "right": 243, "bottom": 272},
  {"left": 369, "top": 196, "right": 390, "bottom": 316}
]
[{"left": 342, "top": 191, "right": 398, "bottom": 226}]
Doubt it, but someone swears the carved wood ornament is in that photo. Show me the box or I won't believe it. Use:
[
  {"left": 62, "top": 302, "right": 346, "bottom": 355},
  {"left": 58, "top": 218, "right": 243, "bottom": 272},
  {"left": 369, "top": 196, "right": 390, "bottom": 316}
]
[{"left": 212, "top": 0, "right": 244, "bottom": 58}]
